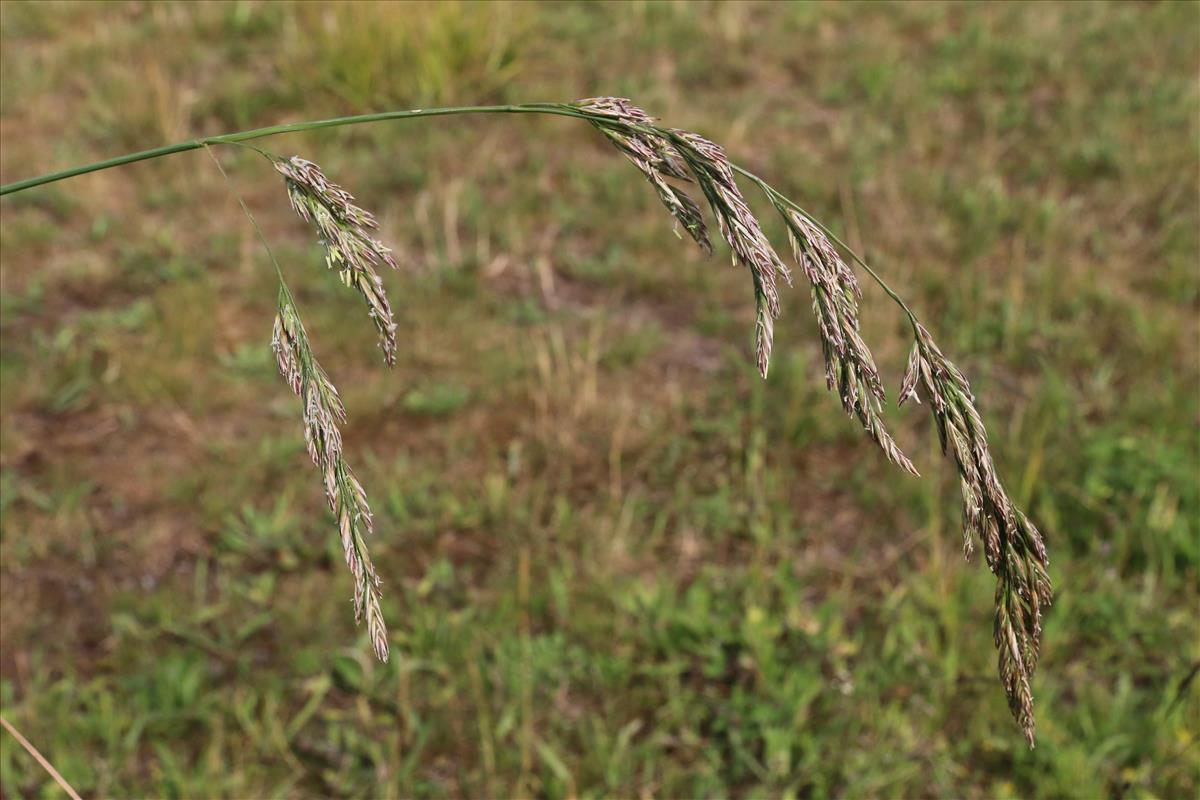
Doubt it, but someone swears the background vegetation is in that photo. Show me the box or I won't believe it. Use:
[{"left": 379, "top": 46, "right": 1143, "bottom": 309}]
[{"left": 1, "top": 2, "right": 1196, "bottom": 797}]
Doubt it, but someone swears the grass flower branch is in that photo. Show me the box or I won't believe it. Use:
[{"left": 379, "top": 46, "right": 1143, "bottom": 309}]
[
  {"left": 272, "top": 295, "right": 389, "bottom": 663},
  {"left": 900, "top": 323, "right": 1052, "bottom": 746},
  {"left": 1, "top": 99, "right": 1051, "bottom": 744},
  {"left": 204, "top": 144, "right": 390, "bottom": 663},
  {"left": 274, "top": 156, "right": 400, "bottom": 365}
]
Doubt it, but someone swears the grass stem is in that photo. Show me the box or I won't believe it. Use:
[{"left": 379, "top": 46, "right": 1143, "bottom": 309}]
[{"left": 0, "top": 715, "right": 83, "bottom": 800}]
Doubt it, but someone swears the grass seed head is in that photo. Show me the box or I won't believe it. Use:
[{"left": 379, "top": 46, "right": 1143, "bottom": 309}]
[{"left": 265, "top": 100, "right": 1048, "bottom": 733}]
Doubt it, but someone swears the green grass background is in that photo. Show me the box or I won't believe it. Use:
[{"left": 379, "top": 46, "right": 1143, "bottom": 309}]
[{"left": 0, "top": 2, "right": 1196, "bottom": 797}]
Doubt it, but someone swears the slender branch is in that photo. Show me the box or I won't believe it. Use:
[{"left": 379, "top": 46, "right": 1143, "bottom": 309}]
[
  {"left": 201, "top": 143, "right": 291, "bottom": 295},
  {"left": 0, "top": 104, "right": 591, "bottom": 196}
]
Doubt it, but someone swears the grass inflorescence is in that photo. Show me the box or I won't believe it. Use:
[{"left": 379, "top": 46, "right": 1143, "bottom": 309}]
[
  {"left": 2, "top": 6, "right": 1195, "bottom": 796},
  {"left": 3, "top": 95, "right": 1055, "bottom": 746}
]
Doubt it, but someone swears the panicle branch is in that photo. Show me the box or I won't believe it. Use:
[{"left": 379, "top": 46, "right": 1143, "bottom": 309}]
[
  {"left": 900, "top": 323, "right": 1052, "bottom": 744},
  {"left": 275, "top": 156, "right": 400, "bottom": 366},
  {"left": 572, "top": 98, "right": 792, "bottom": 379},
  {"left": 272, "top": 293, "right": 390, "bottom": 662},
  {"left": 573, "top": 97, "right": 713, "bottom": 256}
]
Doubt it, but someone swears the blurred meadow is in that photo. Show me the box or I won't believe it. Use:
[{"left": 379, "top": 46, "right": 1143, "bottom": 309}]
[{"left": 0, "top": 1, "right": 1197, "bottom": 797}]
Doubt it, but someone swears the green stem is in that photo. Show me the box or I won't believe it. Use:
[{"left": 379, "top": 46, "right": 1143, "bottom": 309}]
[
  {"left": 201, "top": 143, "right": 291, "bottom": 297},
  {"left": 0, "top": 102, "right": 920, "bottom": 326},
  {"left": 0, "top": 104, "right": 593, "bottom": 196}
]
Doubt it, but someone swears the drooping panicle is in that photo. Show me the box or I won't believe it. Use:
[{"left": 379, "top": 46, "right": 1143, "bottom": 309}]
[
  {"left": 271, "top": 291, "right": 390, "bottom": 663},
  {"left": 902, "top": 322, "right": 1052, "bottom": 746},
  {"left": 275, "top": 156, "right": 399, "bottom": 366},
  {"left": 150, "top": 94, "right": 1064, "bottom": 748},
  {"left": 782, "top": 209, "right": 915, "bottom": 474}
]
